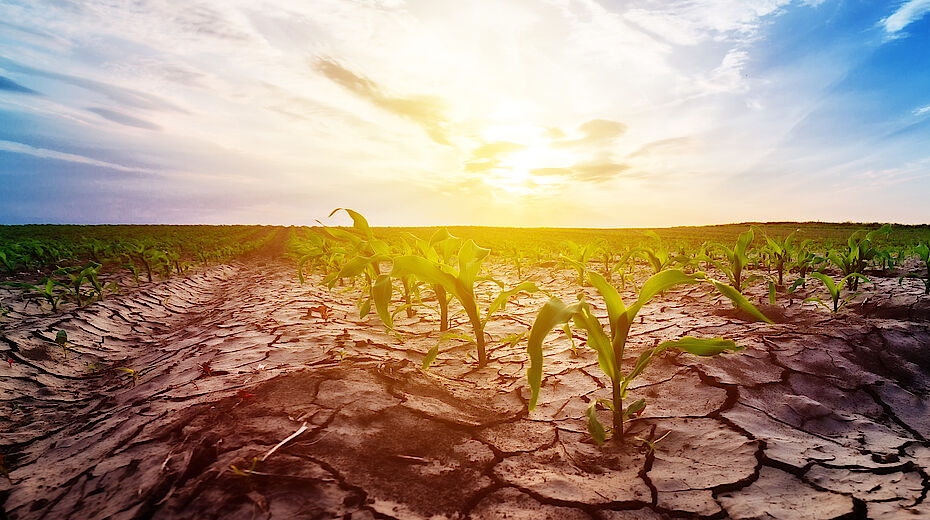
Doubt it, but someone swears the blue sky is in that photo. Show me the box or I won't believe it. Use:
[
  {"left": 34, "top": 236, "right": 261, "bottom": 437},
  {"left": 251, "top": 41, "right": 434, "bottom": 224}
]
[{"left": 1, "top": 0, "right": 929, "bottom": 226}]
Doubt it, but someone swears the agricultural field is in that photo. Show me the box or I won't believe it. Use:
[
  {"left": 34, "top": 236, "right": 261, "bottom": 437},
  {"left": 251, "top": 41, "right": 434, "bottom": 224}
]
[{"left": 1, "top": 215, "right": 929, "bottom": 519}]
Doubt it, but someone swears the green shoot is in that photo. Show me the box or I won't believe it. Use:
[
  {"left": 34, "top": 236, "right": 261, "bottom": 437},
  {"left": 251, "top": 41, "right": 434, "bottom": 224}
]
[
  {"left": 116, "top": 367, "right": 141, "bottom": 387},
  {"left": 804, "top": 272, "right": 870, "bottom": 313},
  {"left": 55, "top": 330, "right": 69, "bottom": 359},
  {"left": 527, "top": 270, "right": 769, "bottom": 444},
  {"left": 711, "top": 229, "right": 757, "bottom": 293},
  {"left": 899, "top": 241, "right": 930, "bottom": 295},
  {"left": 635, "top": 425, "right": 671, "bottom": 455},
  {"left": 229, "top": 457, "right": 260, "bottom": 478}
]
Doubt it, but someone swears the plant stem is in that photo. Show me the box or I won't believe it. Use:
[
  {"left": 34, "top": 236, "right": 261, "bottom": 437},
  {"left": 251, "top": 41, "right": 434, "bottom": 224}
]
[
  {"left": 612, "top": 377, "right": 623, "bottom": 441},
  {"left": 435, "top": 285, "right": 448, "bottom": 331},
  {"left": 476, "top": 330, "right": 487, "bottom": 367}
]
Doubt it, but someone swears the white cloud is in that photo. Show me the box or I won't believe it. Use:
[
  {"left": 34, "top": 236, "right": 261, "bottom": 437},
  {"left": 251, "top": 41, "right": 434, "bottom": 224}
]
[
  {"left": 914, "top": 104, "right": 930, "bottom": 116},
  {"left": 623, "top": 0, "right": 794, "bottom": 45},
  {"left": 1, "top": 0, "right": 921, "bottom": 226},
  {"left": 0, "top": 140, "right": 159, "bottom": 174},
  {"left": 881, "top": 0, "right": 930, "bottom": 34}
]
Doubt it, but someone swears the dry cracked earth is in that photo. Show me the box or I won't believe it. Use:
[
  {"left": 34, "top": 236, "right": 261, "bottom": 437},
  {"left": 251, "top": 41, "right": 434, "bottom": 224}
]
[{"left": 1, "top": 259, "right": 929, "bottom": 519}]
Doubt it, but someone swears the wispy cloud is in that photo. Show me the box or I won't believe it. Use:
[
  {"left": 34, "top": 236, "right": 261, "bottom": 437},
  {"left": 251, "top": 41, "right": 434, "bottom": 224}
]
[
  {"left": 0, "top": 0, "right": 928, "bottom": 226},
  {"left": 531, "top": 161, "right": 631, "bottom": 183},
  {"left": 0, "top": 76, "right": 39, "bottom": 94},
  {"left": 0, "top": 58, "right": 186, "bottom": 113},
  {"left": 0, "top": 140, "right": 160, "bottom": 174},
  {"left": 87, "top": 107, "right": 161, "bottom": 131},
  {"left": 553, "top": 119, "right": 627, "bottom": 148},
  {"left": 880, "top": 0, "right": 930, "bottom": 35},
  {"left": 314, "top": 57, "right": 451, "bottom": 145}
]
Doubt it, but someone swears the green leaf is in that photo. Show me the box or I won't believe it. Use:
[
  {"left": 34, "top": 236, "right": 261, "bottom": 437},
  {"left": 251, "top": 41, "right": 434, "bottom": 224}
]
[
  {"left": 658, "top": 336, "right": 743, "bottom": 356},
  {"left": 422, "top": 343, "right": 440, "bottom": 370},
  {"left": 839, "top": 272, "right": 870, "bottom": 291},
  {"left": 527, "top": 298, "right": 581, "bottom": 411},
  {"left": 736, "top": 229, "right": 754, "bottom": 258},
  {"left": 586, "top": 400, "right": 607, "bottom": 445},
  {"left": 428, "top": 228, "right": 457, "bottom": 246},
  {"left": 572, "top": 302, "right": 615, "bottom": 380},
  {"left": 55, "top": 330, "right": 68, "bottom": 347},
  {"left": 587, "top": 271, "right": 625, "bottom": 335},
  {"left": 392, "top": 255, "right": 483, "bottom": 342},
  {"left": 627, "top": 269, "right": 703, "bottom": 320},
  {"left": 621, "top": 398, "right": 646, "bottom": 419},
  {"left": 621, "top": 347, "right": 659, "bottom": 397},
  {"left": 458, "top": 239, "right": 490, "bottom": 287},
  {"left": 338, "top": 254, "right": 387, "bottom": 279},
  {"left": 486, "top": 281, "right": 542, "bottom": 323},
  {"left": 810, "top": 272, "right": 837, "bottom": 297},
  {"left": 372, "top": 274, "right": 393, "bottom": 330},
  {"left": 359, "top": 297, "right": 372, "bottom": 318},
  {"left": 710, "top": 280, "right": 773, "bottom": 323},
  {"left": 329, "top": 208, "right": 372, "bottom": 238}
]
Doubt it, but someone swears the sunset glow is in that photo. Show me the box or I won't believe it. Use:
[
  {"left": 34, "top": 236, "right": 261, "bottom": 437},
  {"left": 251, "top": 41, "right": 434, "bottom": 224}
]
[{"left": 2, "top": 1, "right": 930, "bottom": 226}]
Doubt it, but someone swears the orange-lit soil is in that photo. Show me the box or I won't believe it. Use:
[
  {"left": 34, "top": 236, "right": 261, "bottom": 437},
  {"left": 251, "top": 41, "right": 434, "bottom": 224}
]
[{"left": 2, "top": 260, "right": 929, "bottom": 519}]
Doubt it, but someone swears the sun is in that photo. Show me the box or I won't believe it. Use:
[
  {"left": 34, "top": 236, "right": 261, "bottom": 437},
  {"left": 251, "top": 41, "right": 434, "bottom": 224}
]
[{"left": 472, "top": 124, "right": 575, "bottom": 196}]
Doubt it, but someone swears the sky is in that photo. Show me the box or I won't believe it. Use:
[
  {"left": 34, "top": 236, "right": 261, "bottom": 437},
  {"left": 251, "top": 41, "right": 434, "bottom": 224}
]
[{"left": 1, "top": 0, "right": 929, "bottom": 227}]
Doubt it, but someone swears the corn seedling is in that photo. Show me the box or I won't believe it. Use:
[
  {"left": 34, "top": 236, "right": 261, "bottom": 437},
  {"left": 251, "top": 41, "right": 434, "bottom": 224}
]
[
  {"left": 560, "top": 241, "right": 596, "bottom": 285},
  {"left": 54, "top": 261, "right": 104, "bottom": 306},
  {"left": 116, "top": 367, "right": 141, "bottom": 387},
  {"left": 635, "top": 425, "right": 671, "bottom": 455},
  {"left": 804, "top": 272, "right": 870, "bottom": 313},
  {"left": 755, "top": 228, "right": 799, "bottom": 287},
  {"left": 527, "top": 269, "right": 769, "bottom": 444},
  {"left": 1, "top": 278, "right": 66, "bottom": 312},
  {"left": 229, "top": 457, "right": 260, "bottom": 478},
  {"left": 0, "top": 249, "right": 19, "bottom": 273},
  {"left": 827, "top": 225, "right": 891, "bottom": 291},
  {"left": 711, "top": 230, "right": 758, "bottom": 294},
  {"left": 55, "top": 330, "right": 69, "bottom": 358},
  {"left": 634, "top": 231, "right": 682, "bottom": 275},
  {"left": 899, "top": 241, "right": 930, "bottom": 294},
  {"left": 421, "top": 279, "right": 543, "bottom": 369},
  {"left": 390, "top": 239, "right": 492, "bottom": 366}
]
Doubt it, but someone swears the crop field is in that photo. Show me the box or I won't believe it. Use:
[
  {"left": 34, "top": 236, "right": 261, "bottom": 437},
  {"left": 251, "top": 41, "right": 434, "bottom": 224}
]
[{"left": 1, "top": 215, "right": 929, "bottom": 519}]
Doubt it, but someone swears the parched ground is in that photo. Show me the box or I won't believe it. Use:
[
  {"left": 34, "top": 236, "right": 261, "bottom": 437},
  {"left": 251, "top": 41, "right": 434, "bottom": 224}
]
[{"left": 1, "top": 259, "right": 929, "bottom": 519}]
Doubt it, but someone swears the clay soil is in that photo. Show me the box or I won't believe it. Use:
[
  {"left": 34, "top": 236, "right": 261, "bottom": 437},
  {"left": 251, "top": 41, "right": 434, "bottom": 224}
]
[{"left": 1, "top": 257, "right": 929, "bottom": 519}]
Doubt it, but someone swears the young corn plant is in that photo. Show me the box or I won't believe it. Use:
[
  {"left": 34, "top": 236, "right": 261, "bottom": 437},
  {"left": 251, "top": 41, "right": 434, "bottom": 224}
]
[
  {"left": 321, "top": 208, "right": 394, "bottom": 324},
  {"left": 55, "top": 330, "right": 69, "bottom": 358},
  {"left": 828, "top": 225, "right": 892, "bottom": 291},
  {"left": 55, "top": 261, "right": 104, "bottom": 306},
  {"left": 787, "top": 240, "right": 819, "bottom": 292},
  {"left": 711, "top": 230, "right": 758, "bottom": 294},
  {"left": 422, "top": 279, "right": 543, "bottom": 369},
  {"left": 804, "top": 272, "right": 870, "bottom": 313},
  {"left": 560, "top": 241, "right": 596, "bottom": 285},
  {"left": 1, "top": 278, "right": 66, "bottom": 312},
  {"left": 402, "top": 228, "right": 462, "bottom": 331},
  {"left": 0, "top": 249, "right": 20, "bottom": 273},
  {"left": 388, "top": 239, "right": 494, "bottom": 366},
  {"left": 898, "top": 241, "right": 930, "bottom": 295},
  {"left": 755, "top": 228, "right": 799, "bottom": 287},
  {"left": 527, "top": 270, "right": 770, "bottom": 445},
  {"left": 634, "top": 231, "right": 680, "bottom": 275}
]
